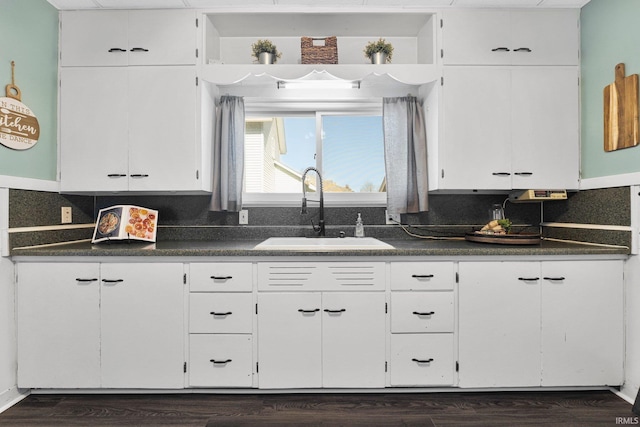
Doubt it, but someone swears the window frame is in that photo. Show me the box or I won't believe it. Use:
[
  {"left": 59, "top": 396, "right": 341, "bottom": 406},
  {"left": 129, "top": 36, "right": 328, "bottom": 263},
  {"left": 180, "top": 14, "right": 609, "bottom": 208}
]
[{"left": 242, "top": 101, "right": 386, "bottom": 207}]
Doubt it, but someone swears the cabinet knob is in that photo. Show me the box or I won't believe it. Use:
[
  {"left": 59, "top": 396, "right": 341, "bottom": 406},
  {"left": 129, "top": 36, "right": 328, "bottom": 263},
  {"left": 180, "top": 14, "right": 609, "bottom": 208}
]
[
  {"left": 491, "top": 47, "right": 510, "bottom": 52},
  {"left": 210, "top": 311, "right": 232, "bottom": 316},
  {"left": 514, "top": 47, "right": 532, "bottom": 53},
  {"left": 411, "top": 358, "right": 434, "bottom": 364},
  {"left": 413, "top": 311, "right": 435, "bottom": 316}
]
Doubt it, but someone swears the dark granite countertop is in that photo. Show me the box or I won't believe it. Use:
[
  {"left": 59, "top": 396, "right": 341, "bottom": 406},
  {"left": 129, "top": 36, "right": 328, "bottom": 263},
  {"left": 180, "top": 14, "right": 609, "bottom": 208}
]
[{"left": 10, "top": 237, "right": 630, "bottom": 259}]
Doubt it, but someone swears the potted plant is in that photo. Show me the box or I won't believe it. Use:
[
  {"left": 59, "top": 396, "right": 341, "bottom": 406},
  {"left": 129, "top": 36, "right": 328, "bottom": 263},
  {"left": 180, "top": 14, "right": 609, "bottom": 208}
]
[
  {"left": 251, "top": 39, "right": 282, "bottom": 64},
  {"left": 364, "top": 38, "right": 394, "bottom": 64}
]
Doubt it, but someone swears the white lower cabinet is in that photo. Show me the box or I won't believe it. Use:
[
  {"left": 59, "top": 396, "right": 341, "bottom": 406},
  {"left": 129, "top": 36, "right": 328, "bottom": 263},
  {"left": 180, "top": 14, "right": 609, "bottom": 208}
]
[
  {"left": 458, "top": 260, "right": 624, "bottom": 388},
  {"left": 257, "top": 291, "right": 386, "bottom": 389},
  {"left": 17, "top": 262, "right": 185, "bottom": 389},
  {"left": 187, "top": 263, "right": 255, "bottom": 388},
  {"left": 389, "top": 262, "right": 456, "bottom": 387},
  {"left": 17, "top": 263, "right": 101, "bottom": 388}
]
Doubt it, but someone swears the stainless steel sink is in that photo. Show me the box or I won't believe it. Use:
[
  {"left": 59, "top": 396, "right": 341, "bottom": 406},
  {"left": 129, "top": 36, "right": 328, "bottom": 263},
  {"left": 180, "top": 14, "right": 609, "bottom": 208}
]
[{"left": 253, "top": 237, "right": 395, "bottom": 251}]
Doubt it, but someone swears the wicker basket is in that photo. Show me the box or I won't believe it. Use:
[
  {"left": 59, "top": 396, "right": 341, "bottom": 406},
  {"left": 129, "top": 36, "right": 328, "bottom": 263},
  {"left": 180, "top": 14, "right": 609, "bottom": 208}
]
[{"left": 301, "top": 36, "right": 338, "bottom": 64}]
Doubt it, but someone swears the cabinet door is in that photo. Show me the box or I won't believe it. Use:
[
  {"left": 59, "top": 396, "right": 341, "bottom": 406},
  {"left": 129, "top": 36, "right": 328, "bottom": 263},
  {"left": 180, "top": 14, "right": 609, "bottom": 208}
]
[
  {"left": 60, "top": 67, "right": 129, "bottom": 192},
  {"left": 442, "top": 10, "right": 511, "bottom": 65},
  {"left": 17, "top": 263, "right": 101, "bottom": 388},
  {"left": 257, "top": 292, "right": 322, "bottom": 389},
  {"left": 60, "top": 11, "right": 129, "bottom": 67},
  {"left": 510, "top": 11, "right": 579, "bottom": 66},
  {"left": 127, "top": 10, "right": 196, "bottom": 66},
  {"left": 128, "top": 66, "right": 198, "bottom": 192},
  {"left": 541, "top": 261, "right": 624, "bottom": 386},
  {"left": 322, "top": 292, "right": 386, "bottom": 388},
  {"left": 443, "top": 10, "right": 578, "bottom": 66},
  {"left": 458, "top": 262, "right": 541, "bottom": 387},
  {"left": 511, "top": 67, "right": 579, "bottom": 190},
  {"left": 442, "top": 67, "right": 511, "bottom": 190},
  {"left": 100, "top": 263, "right": 184, "bottom": 389}
]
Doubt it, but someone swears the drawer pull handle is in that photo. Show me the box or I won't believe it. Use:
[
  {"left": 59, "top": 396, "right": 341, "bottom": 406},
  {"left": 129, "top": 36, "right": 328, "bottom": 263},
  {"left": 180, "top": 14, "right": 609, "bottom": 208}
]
[
  {"left": 107, "top": 173, "right": 127, "bottom": 178},
  {"left": 491, "top": 47, "right": 510, "bottom": 52},
  {"left": 412, "top": 358, "right": 434, "bottom": 364},
  {"left": 518, "top": 277, "right": 540, "bottom": 281},
  {"left": 411, "top": 274, "right": 434, "bottom": 279},
  {"left": 298, "top": 308, "right": 320, "bottom": 314},
  {"left": 210, "top": 359, "right": 232, "bottom": 365},
  {"left": 210, "top": 311, "right": 232, "bottom": 316},
  {"left": 514, "top": 47, "right": 532, "bottom": 52},
  {"left": 130, "top": 47, "right": 149, "bottom": 52},
  {"left": 323, "top": 308, "right": 346, "bottom": 314},
  {"left": 492, "top": 172, "right": 511, "bottom": 176},
  {"left": 514, "top": 172, "right": 533, "bottom": 176},
  {"left": 108, "top": 48, "right": 127, "bottom": 52},
  {"left": 130, "top": 174, "right": 149, "bottom": 178},
  {"left": 211, "top": 276, "right": 232, "bottom": 280},
  {"left": 543, "top": 276, "right": 566, "bottom": 281},
  {"left": 413, "top": 311, "right": 435, "bottom": 316},
  {"left": 76, "top": 278, "right": 98, "bottom": 282},
  {"left": 101, "top": 279, "right": 124, "bottom": 283}
]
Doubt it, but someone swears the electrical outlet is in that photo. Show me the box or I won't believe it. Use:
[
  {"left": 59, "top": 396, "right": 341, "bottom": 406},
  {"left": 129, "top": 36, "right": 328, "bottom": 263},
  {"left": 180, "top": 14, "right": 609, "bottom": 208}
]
[
  {"left": 239, "top": 209, "right": 249, "bottom": 225},
  {"left": 385, "top": 210, "right": 401, "bottom": 225},
  {"left": 61, "top": 207, "right": 72, "bottom": 224}
]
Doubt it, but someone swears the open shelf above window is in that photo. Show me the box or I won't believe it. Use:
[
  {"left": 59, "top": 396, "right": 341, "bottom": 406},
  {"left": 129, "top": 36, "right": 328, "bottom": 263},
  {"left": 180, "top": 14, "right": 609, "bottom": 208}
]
[{"left": 203, "top": 12, "right": 437, "bottom": 66}]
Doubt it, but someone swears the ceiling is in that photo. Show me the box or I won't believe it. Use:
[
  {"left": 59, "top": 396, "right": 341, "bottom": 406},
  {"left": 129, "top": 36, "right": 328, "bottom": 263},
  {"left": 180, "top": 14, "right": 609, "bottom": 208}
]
[{"left": 46, "top": 0, "right": 591, "bottom": 10}]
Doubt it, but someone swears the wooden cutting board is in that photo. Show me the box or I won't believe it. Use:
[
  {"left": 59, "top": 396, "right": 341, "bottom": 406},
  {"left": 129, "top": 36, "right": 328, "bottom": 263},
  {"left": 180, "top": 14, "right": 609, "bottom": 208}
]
[{"left": 604, "top": 63, "right": 639, "bottom": 152}]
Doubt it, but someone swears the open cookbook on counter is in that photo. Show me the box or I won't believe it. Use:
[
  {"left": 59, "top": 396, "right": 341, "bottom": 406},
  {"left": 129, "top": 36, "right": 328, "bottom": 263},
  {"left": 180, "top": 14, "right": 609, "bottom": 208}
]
[{"left": 92, "top": 205, "right": 158, "bottom": 243}]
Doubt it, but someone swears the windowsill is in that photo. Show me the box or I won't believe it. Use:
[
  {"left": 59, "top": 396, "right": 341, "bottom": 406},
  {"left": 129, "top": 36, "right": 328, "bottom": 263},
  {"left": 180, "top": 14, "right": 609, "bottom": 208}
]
[{"left": 242, "top": 192, "right": 386, "bottom": 207}]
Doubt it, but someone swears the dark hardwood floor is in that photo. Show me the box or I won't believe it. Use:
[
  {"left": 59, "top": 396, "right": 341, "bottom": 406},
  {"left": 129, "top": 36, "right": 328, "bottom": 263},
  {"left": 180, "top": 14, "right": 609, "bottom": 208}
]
[{"left": 0, "top": 390, "right": 635, "bottom": 426}]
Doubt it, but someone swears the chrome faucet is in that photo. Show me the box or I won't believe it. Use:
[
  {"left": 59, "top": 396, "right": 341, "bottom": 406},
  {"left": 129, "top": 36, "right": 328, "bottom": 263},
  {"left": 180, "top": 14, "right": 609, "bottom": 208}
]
[{"left": 301, "top": 166, "right": 325, "bottom": 237}]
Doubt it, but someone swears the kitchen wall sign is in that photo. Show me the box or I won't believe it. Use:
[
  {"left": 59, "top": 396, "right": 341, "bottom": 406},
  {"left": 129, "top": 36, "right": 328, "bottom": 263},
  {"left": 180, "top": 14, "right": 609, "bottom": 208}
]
[
  {"left": 604, "top": 63, "right": 639, "bottom": 152},
  {"left": 0, "top": 61, "right": 40, "bottom": 150}
]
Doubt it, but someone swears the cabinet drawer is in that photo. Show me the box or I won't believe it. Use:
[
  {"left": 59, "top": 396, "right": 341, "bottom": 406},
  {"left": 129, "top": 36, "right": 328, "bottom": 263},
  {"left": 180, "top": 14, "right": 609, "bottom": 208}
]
[
  {"left": 390, "top": 262, "right": 454, "bottom": 291},
  {"left": 190, "top": 263, "right": 252, "bottom": 292},
  {"left": 390, "top": 334, "right": 454, "bottom": 386},
  {"left": 189, "top": 293, "right": 253, "bottom": 333},
  {"left": 189, "top": 334, "right": 253, "bottom": 387},
  {"left": 391, "top": 292, "right": 454, "bottom": 333},
  {"left": 258, "top": 262, "right": 385, "bottom": 291}
]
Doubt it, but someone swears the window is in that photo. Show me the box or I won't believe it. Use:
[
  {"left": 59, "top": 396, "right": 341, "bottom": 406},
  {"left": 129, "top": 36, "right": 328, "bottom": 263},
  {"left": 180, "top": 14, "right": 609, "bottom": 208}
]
[{"left": 243, "top": 108, "right": 386, "bottom": 206}]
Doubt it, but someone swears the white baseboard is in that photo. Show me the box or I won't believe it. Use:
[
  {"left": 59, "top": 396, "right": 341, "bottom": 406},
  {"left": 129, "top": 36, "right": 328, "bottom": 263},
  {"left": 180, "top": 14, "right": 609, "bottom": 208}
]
[
  {"left": 619, "top": 384, "right": 640, "bottom": 405},
  {"left": 0, "top": 387, "right": 29, "bottom": 414}
]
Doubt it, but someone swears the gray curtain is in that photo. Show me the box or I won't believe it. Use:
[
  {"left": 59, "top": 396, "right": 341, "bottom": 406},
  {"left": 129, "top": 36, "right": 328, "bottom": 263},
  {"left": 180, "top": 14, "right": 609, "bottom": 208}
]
[
  {"left": 383, "top": 96, "right": 428, "bottom": 215},
  {"left": 210, "top": 96, "right": 245, "bottom": 212}
]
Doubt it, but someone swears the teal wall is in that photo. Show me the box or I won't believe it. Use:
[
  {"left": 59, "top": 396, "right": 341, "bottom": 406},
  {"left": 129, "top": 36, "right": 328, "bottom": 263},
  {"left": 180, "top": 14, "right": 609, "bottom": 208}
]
[
  {"left": 0, "top": 0, "right": 58, "bottom": 181},
  {"left": 581, "top": 0, "right": 640, "bottom": 179}
]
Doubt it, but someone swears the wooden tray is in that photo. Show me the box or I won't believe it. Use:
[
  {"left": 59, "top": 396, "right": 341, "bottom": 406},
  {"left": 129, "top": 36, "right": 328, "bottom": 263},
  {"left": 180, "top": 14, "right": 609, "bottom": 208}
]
[{"left": 465, "top": 232, "right": 541, "bottom": 245}]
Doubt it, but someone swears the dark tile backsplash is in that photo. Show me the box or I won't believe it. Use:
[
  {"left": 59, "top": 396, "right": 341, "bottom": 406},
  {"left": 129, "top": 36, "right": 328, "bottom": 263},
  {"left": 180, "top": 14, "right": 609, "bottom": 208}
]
[{"left": 7, "top": 187, "right": 631, "bottom": 249}]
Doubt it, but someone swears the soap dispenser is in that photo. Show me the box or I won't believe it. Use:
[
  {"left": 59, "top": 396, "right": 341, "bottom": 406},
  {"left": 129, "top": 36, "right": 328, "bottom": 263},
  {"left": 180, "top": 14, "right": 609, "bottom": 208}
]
[{"left": 355, "top": 212, "right": 365, "bottom": 238}]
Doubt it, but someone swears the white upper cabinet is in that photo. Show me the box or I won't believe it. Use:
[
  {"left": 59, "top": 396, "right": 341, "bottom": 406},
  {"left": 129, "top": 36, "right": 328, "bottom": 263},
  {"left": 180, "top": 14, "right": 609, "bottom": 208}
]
[
  {"left": 60, "top": 66, "right": 202, "bottom": 193},
  {"left": 440, "top": 66, "right": 579, "bottom": 190},
  {"left": 60, "top": 10, "right": 197, "bottom": 66},
  {"left": 442, "top": 9, "right": 579, "bottom": 65}
]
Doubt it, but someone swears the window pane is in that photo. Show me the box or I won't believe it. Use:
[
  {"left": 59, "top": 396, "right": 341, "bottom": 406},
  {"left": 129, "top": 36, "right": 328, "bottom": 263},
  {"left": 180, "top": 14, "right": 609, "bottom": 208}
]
[
  {"left": 244, "top": 116, "right": 315, "bottom": 193},
  {"left": 322, "top": 115, "right": 385, "bottom": 193}
]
